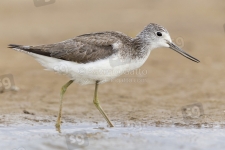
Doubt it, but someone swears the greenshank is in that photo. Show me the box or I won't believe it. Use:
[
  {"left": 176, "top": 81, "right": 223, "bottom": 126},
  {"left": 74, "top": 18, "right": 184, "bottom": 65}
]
[{"left": 8, "top": 23, "right": 200, "bottom": 131}]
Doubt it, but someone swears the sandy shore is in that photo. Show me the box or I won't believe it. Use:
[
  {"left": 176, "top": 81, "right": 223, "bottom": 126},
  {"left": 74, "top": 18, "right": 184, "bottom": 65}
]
[{"left": 0, "top": 0, "right": 225, "bottom": 149}]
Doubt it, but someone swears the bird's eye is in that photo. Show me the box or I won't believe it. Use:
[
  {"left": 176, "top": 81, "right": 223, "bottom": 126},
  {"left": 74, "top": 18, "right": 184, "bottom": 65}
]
[{"left": 156, "top": 32, "right": 162, "bottom": 36}]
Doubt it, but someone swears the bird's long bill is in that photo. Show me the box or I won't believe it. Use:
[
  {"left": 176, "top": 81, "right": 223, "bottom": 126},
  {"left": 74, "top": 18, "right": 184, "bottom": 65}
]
[{"left": 167, "top": 42, "right": 200, "bottom": 63}]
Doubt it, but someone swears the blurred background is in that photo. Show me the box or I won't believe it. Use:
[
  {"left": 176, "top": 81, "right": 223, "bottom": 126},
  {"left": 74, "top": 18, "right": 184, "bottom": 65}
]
[{"left": 0, "top": 0, "right": 225, "bottom": 128}]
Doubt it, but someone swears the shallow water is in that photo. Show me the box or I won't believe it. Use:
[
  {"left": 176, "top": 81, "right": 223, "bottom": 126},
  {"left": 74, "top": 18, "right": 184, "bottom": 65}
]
[{"left": 1, "top": 123, "right": 225, "bottom": 150}]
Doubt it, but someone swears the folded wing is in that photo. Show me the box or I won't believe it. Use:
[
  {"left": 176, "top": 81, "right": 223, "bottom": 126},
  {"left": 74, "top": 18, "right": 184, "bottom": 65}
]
[{"left": 8, "top": 31, "right": 131, "bottom": 64}]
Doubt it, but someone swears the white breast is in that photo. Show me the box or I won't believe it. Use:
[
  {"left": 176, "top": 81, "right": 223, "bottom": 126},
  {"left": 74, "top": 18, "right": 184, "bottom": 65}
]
[{"left": 17, "top": 48, "right": 151, "bottom": 85}]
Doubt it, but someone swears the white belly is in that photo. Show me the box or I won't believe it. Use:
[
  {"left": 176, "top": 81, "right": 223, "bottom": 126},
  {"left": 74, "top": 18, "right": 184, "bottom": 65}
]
[{"left": 26, "top": 51, "right": 151, "bottom": 85}]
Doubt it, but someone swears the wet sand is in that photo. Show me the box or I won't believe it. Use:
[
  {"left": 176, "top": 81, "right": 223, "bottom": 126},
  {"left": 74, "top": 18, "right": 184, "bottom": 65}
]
[
  {"left": 1, "top": 123, "right": 225, "bottom": 150},
  {"left": 0, "top": 0, "right": 225, "bottom": 149}
]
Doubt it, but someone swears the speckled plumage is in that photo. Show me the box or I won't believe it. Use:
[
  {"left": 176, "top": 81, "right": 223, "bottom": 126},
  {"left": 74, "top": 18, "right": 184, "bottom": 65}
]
[
  {"left": 9, "top": 31, "right": 133, "bottom": 63},
  {"left": 8, "top": 23, "right": 169, "bottom": 63}
]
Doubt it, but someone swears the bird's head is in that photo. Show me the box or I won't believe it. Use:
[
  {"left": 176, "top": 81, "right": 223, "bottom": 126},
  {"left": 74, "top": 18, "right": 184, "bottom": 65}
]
[{"left": 137, "top": 23, "right": 200, "bottom": 63}]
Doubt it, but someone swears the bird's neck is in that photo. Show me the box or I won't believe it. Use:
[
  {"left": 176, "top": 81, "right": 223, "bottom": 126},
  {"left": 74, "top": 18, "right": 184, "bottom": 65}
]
[{"left": 131, "top": 35, "right": 152, "bottom": 59}]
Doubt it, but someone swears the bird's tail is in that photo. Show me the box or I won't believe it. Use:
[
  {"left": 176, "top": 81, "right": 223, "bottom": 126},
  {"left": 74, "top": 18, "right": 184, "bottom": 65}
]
[
  {"left": 8, "top": 44, "right": 61, "bottom": 72},
  {"left": 8, "top": 44, "right": 52, "bottom": 57},
  {"left": 8, "top": 44, "right": 32, "bottom": 55},
  {"left": 8, "top": 44, "right": 30, "bottom": 50}
]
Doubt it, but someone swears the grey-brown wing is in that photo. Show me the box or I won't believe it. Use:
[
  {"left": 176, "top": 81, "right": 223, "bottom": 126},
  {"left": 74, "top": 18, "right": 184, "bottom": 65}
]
[
  {"left": 9, "top": 31, "right": 131, "bottom": 64},
  {"left": 49, "top": 38, "right": 116, "bottom": 63}
]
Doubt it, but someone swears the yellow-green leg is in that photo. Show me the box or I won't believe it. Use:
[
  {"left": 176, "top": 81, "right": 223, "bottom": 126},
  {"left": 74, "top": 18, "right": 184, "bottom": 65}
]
[
  {"left": 93, "top": 81, "right": 114, "bottom": 127},
  {"left": 55, "top": 80, "right": 74, "bottom": 132}
]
